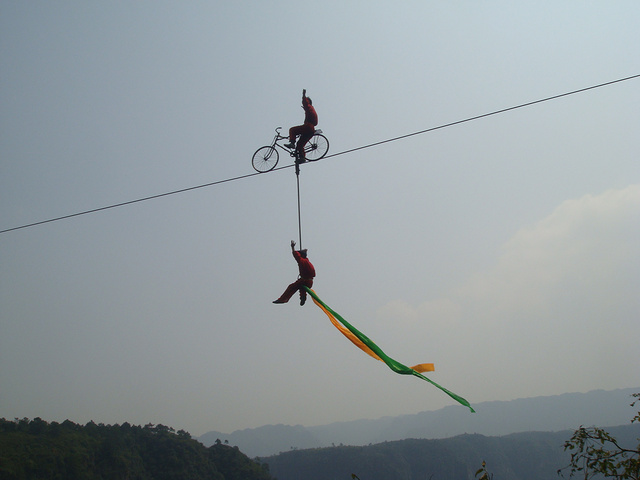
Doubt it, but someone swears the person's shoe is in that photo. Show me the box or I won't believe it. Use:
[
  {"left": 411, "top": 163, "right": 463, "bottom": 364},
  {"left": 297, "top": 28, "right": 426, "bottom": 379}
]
[
  {"left": 300, "top": 297, "right": 306, "bottom": 306},
  {"left": 284, "top": 142, "right": 295, "bottom": 149},
  {"left": 273, "top": 299, "right": 285, "bottom": 304}
]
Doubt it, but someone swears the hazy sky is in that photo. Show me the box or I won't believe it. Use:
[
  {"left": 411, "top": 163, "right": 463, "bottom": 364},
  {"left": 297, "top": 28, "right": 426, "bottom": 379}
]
[{"left": 1, "top": 2, "right": 639, "bottom": 437}]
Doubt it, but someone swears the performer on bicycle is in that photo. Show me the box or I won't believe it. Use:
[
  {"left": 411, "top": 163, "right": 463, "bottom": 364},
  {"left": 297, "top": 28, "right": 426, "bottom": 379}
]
[
  {"left": 284, "top": 89, "right": 318, "bottom": 163},
  {"left": 273, "top": 240, "right": 316, "bottom": 306}
]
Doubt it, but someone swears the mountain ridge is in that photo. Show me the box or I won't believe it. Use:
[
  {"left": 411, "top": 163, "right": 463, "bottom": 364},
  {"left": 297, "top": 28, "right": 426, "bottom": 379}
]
[
  {"left": 199, "top": 387, "right": 639, "bottom": 457},
  {"left": 263, "top": 424, "right": 640, "bottom": 480}
]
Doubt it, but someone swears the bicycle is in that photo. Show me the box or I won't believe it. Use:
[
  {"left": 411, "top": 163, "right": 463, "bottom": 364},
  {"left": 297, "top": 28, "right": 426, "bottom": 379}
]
[{"left": 252, "top": 127, "right": 330, "bottom": 173}]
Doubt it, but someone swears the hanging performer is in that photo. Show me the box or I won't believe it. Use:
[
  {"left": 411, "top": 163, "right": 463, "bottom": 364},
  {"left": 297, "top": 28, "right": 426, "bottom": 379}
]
[
  {"left": 284, "top": 89, "right": 318, "bottom": 163},
  {"left": 273, "top": 240, "right": 316, "bottom": 306}
]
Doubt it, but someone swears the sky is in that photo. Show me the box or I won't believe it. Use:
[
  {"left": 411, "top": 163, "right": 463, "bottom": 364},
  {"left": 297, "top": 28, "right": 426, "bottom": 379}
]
[{"left": 1, "top": 2, "right": 639, "bottom": 437}]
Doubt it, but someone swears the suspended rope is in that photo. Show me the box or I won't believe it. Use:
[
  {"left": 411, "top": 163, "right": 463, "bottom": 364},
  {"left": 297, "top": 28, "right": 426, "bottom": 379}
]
[
  {"left": 319, "top": 73, "right": 640, "bottom": 160},
  {"left": 295, "top": 163, "right": 303, "bottom": 248},
  {"left": 3, "top": 73, "right": 638, "bottom": 235}
]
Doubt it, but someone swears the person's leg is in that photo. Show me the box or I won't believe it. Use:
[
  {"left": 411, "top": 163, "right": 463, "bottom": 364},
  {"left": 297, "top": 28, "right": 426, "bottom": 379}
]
[
  {"left": 298, "top": 279, "right": 313, "bottom": 305},
  {"left": 288, "top": 125, "right": 305, "bottom": 145},
  {"left": 296, "top": 126, "right": 314, "bottom": 161},
  {"left": 274, "top": 279, "right": 303, "bottom": 303}
]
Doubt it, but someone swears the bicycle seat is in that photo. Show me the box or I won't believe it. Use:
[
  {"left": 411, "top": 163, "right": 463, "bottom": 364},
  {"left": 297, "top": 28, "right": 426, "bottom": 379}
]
[{"left": 314, "top": 129, "right": 323, "bottom": 134}]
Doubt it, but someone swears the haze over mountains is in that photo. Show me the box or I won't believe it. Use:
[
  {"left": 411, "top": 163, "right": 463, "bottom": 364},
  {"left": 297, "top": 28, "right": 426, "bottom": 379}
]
[{"left": 199, "top": 388, "right": 638, "bottom": 457}]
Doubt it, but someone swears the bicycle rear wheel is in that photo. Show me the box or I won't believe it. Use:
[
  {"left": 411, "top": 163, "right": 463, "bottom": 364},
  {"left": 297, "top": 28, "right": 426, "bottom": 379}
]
[
  {"left": 252, "top": 146, "right": 279, "bottom": 172},
  {"left": 305, "top": 134, "right": 329, "bottom": 161}
]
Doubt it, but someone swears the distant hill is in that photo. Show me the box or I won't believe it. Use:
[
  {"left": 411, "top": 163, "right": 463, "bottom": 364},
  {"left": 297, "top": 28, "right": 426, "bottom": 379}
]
[
  {"left": 263, "top": 424, "right": 640, "bottom": 480},
  {"left": 199, "top": 387, "right": 639, "bottom": 457}
]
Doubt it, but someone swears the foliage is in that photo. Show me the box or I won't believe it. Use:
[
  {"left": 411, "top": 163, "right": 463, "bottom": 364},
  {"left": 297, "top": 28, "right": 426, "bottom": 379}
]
[
  {"left": 559, "top": 393, "right": 640, "bottom": 480},
  {"left": 0, "top": 417, "right": 273, "bottom": 480},
  {"left": 475, "top": 460, "right": 493, "bottom": 480}
]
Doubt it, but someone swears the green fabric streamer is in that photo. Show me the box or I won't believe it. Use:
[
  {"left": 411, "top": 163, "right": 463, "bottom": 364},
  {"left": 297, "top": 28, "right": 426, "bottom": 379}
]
[{"left": 305, "top": 287, "right": 475, "bottom": 413}]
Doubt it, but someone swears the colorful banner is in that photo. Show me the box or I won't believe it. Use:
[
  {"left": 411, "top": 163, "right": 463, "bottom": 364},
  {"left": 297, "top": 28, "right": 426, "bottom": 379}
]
[{"left": 306, "top": 287, "right": 474, "bottom": 412}]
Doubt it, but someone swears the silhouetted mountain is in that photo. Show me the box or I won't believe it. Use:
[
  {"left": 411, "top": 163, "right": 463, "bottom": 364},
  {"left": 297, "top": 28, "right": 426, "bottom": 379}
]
[
  {"left": 263, "top": 423, "right": 640, "bottom": 480},
  {"left": 199, "top": 387, "right": 638, "bottom": 457}
]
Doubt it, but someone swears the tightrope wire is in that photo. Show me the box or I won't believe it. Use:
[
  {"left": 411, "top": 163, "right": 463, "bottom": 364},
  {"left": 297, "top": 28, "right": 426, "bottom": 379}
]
[{"left": 2, "top": 73, "right": 638, "bottom": 235}]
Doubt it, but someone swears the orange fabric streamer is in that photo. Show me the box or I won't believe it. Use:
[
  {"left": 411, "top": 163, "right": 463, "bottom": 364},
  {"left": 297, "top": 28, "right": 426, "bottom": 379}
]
[{"left": 311, "top": 293, "right": 434, "bottom": 372}]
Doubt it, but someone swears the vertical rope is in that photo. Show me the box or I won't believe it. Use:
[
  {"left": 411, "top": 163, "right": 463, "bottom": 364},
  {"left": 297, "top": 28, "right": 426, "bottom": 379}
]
[{"left": 296, "top": 166, "right": 302, "bottom": 249}]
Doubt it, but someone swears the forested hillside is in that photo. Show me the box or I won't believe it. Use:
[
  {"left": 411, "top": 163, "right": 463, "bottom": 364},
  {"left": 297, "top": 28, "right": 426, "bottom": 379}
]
[
  {"left": 0, "top": 418, "right": 273, "bottom": 480},
  {"left": 262, "top": 424, "right": 640, "bottom": 480}
]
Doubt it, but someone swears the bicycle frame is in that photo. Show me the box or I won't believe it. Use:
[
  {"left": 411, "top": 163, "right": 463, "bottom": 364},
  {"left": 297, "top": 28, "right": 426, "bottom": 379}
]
[
  {"left": 271, "top": 126, "right": 323, "bottom": 159},
  {"left": 251, "top": 126, "right": 328, "bottom": 173}
]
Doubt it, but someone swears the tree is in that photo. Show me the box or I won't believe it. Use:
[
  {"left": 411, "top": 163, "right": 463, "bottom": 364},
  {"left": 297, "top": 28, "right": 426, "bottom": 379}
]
[
  {"left": 559, "top": 393, "right": 640, "bottom": 479},
  {"left": 0, "top": 418, "right": 274, "bottom": 480},
  {"left": 475, "top": 460, "right": 493, "bottom": 480}
]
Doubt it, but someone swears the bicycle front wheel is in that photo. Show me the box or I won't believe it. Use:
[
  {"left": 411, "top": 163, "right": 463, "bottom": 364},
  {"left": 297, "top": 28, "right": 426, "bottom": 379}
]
[
  {"left": 252, "top": 146, "right": 279, "bottom": 172},
  {"left": 305, "top": 134, "right": 329, "bottom": 161}
]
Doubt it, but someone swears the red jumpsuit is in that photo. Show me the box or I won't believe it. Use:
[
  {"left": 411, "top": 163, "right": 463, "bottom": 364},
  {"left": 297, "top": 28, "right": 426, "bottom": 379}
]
[
  {"left": 288, "top": 97, "right": 318, "bottom": 161},
  {"left": 275, "top": 250, "right": 316, "bottom": 304}
]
